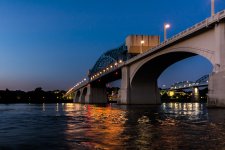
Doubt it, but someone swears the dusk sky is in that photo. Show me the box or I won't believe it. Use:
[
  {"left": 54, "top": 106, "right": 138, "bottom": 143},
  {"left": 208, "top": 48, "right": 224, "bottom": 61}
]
[{"left": 0, "top": 0, "right": 225, "bottom": 91}]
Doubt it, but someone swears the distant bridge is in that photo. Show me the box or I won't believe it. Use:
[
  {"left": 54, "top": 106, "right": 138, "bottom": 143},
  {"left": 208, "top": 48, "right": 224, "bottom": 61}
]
[
  {"left": 170, "top": 75, "right": 209, "bottom": 90},
  {"left": 66, "top": 10, "right": 225, "bottom": 107}
]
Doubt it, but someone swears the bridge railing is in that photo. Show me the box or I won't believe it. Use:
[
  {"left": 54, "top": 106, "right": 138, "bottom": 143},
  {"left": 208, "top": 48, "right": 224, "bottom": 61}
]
[
  {"left": 171, "top": 82, "right": 208, "bottom": 90},
  {"left": 65, "top": 78, "right": 88, "bottom": 96},
  {"left": 165, "top": 10, "right": 225, "bottom": 46},
  {"left": 126, "top": 10, "right": 225, "bottom": 65},
  {"left": 66, "top": 60, "right": 125, "bottom": 96},
  {"left": 90, "top": 59, "right": 124, "bottom": 81}
]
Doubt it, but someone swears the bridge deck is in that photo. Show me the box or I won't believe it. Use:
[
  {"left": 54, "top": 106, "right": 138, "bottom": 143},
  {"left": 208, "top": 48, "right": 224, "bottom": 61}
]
[
  {"left": 126, "top": 10, "right": 225, "bottom": 65},
  {"left": 66, "top": 10, "right": 225, "bottom": 96}
]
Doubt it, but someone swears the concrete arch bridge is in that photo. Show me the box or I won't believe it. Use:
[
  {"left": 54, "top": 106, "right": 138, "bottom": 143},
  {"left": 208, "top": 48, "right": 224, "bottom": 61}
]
[{"left": 66, "top": 10, "right": 225, "bottom": 107}]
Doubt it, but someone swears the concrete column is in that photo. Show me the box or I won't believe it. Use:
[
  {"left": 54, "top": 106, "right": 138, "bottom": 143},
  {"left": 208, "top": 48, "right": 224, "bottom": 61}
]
[
  {"left": 208, "top": 71, "right": 225, "bottom": 107},
  {"left": 208, "top": 22, "right": 225, "bottom": 107},
  {"left": 119, "top": 66, "right": 161, "bottom": 105},
  {"left": 86, "top": 84, "right": 107, "bottom": 104},
  {"left": 80, "top": 87, "right": 87, "bottom": 104},
  {"left": 73, "top": 93, "right": 76, "bottom": 103},
  {"left": 129, "top": 78, "right": 161, "bottom": 105},
  {"left": 84, "top": 85, "right": 91, "bottom": 103},
  {"left": 78, "top": 91, "right": 82, "bottom": 103},
  {"left": 118, "top": 66, "right": 131, "bottom": 104},
  {"left": 73, "top": 91, "right": 81, "bottom": 103}
]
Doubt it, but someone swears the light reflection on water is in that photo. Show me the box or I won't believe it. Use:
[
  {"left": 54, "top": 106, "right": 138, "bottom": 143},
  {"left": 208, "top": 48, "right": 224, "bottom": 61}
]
[
  {"left": 0, "top": 103, "right": 225, "bottom": 150},
  {"left": 161, "top": 103, "right": 207, "bottom": 121}
]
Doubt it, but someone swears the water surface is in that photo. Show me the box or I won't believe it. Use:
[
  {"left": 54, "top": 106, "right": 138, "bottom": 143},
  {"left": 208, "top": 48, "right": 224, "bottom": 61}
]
[{"left": 0, "top": 103, "right": 225, "bottom": 149}]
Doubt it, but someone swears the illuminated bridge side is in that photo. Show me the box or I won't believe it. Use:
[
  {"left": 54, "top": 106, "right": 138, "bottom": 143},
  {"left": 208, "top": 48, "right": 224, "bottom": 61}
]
[{"left": 66, "top": 10, "right": 225, "bottom": 107}]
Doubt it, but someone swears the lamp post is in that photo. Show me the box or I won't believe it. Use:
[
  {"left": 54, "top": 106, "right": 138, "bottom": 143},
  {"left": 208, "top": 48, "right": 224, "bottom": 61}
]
[
  {"left": 140, "top": 40, "right": 145, "bottom": 53},
  {"left": 211, "top": 0, "right": 215, "bottom": 16},
  {"left": 164, "top": 23, "right": 170, "bottom": 41}
]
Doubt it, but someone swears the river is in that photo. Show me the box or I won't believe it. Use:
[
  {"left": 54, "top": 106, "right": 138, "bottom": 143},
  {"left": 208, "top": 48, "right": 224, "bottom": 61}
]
[{"left": 0, "top": 103, "right": 225, "bottom": 150}]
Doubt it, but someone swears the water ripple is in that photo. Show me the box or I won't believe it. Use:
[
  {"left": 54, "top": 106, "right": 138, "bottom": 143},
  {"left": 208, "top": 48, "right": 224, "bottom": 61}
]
[{"left": 0, "top": 103, "right": 224, "bottom": 149}]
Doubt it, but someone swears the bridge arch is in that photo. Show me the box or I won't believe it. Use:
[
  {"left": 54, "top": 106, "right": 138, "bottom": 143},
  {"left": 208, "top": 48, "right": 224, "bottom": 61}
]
[
  {"left": 130, "top": 46, "right": 214, "bottom": 83},
  {"left": 129, "top": 47, "right": 214, "bottom": 104}
]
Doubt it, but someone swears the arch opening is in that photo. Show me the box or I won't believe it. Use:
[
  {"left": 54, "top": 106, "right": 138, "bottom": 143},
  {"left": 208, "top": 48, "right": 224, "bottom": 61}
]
[
  {"left": 90, "top": 69, "right": 122, "bottom": 103},
  {"left": 158, "top": 55, "right": 212, "bottom": 102},
  {"left": 106, "top": 80, "right": 121, "bottom": 103},
  {"left": 130, "top": 51, "right": 213, "bottom": 104}
]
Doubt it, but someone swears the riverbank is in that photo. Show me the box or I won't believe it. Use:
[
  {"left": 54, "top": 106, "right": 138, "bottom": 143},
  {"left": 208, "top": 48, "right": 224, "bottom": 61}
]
[{"left": 0, "top": 88, "right": 71, "bottom": 103}]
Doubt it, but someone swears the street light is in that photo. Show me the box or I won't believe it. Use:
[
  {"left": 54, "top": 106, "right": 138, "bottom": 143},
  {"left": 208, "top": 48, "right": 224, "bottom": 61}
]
[
  {"left": 211, "top": 0, "right": 215, "bottom": 16},
  {"left": 164, "top": 23, "right": 170, "bottom": 41},
  {"left": 140, "top": 40, "right": 145, "bottom": 53}
]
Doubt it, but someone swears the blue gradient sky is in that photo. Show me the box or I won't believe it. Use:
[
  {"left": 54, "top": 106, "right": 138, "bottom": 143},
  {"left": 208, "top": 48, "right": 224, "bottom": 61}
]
[{"left": 0, "top": 0, "right": 224, "bottom": 91}]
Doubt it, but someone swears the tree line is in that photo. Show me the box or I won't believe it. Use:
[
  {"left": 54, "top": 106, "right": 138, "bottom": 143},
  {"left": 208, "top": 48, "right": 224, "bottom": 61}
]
[{"left": 0, "top": 87, "right": 72, "bottom": 103}]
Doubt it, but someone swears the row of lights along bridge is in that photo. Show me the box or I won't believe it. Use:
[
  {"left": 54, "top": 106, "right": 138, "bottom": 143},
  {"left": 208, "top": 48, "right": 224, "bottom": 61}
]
[
  {"left": 90, "top": 60, "right": 123, "bottom": 81},
  {"left": 66, "top": 60, "right": 124, "bottom": 95}
]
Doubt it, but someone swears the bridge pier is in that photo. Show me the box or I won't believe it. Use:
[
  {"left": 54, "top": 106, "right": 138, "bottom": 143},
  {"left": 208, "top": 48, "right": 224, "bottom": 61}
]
[
  {"left": 118, "top": 66, "right": 161, "bottom": 105},
  {"left": 73, "top": 84, "right": 107, "bottom": 104},
  {"left": 73, "top": 91, "right": 81, "bottom": 103},
  {"left": 80, "top": 84, "right": 107, "bottom": 104},
  {"left": 208, "top": 71, "right": 225, "bottom": 107},
  {"left": 89, "top": 85, "right": 107, "bottom": 104},
  {"left": 208, "top": 22, "right": 225, "bottom": 107},
  {"left": 119, "top": 66, "right": 130, "bottom": 104}
]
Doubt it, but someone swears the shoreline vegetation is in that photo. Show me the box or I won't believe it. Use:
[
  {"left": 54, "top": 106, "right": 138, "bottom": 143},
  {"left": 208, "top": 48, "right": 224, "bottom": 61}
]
[
  {"left": 0, "top": 87, "right": 72, "bottom": 103},
  {"left": 0, "top": 87, "right": 208, "bottom": 104}
]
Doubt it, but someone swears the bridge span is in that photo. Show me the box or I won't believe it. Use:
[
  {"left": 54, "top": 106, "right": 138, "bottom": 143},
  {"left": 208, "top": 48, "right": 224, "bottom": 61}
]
[
  {"left": 66, "top": 10, "right": 225, "bottom": 107},
  {"left": 170, "top": 75, "right": 209, "bottom": 90}
]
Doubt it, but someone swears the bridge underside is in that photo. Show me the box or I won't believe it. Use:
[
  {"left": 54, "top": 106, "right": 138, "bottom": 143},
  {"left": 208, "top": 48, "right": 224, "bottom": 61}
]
[
  {"left": 119, "top": 52, "right": 196, "bottom": 105},
  {"left": 73, "top": 69, "right": 122, "bottom": 104},
  {"left": 74, "top": 84, "right": 108, "bottom": 104},
  {"left": 72, "top": 18, "right": 225, "bottom": 107}
]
